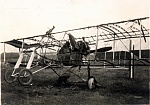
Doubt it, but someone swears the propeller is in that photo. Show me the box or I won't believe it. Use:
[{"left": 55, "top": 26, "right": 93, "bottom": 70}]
[
  {"left": 68, "top": 33, "right": 112, "bottom": 53},
  {"left": 141, "top": 26, "right": 146, "bottom": 42},
  {"left": 137, "top": 20, "right": 146, "bottom": 42},
  {"left": 68, "top": 33, "right": 79, "bottom": 51}
]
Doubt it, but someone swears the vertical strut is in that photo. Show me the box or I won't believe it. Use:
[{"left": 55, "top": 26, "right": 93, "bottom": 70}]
[
  {"left": 87, "top": 64, "right": 91, "bottom": 79},
  {"left": 113, "top": 33, "right": 115, "bottom": 63},
  {"left": 14, "top": 53, "right": 24, "bottom": 69},
  {"left": 139, "top": 28, "right": 142, "bottom": 59},
  {"left": 26, "top": 49, "right": 35, "bottom": 69},
  {"left": 94, "top": 27, "right": 99, "bottom": 60},
  {"left": 3, "top": 43, "right": 6, "bottom": 63},
  {"left": 138, "top": 20, "right": 142, "bottom": 59}
]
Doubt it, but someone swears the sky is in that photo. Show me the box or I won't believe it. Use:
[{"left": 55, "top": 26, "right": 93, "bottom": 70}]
[{"left": 0, "top": 0, "right": 149, "bottom": 53}]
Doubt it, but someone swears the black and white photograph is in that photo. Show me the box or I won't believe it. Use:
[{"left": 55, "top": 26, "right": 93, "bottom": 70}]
[{"left": 0, "top": 0, "right": 149, "bottom": 105}]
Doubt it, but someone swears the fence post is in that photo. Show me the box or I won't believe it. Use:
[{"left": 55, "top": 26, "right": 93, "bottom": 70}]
[
  {"left": 132, "top": 45, "right": 135, "bottom": 78},
  {"left": 129, "top": 40, "right": 134, "bottom": 79}
]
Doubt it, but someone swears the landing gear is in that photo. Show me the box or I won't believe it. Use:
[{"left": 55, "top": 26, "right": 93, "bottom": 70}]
[
  {"left": 87, "top": 64, "right": 97, "bottom": 89},
  {"left": 18, "top": 69, "right": 33, "bottom": 86}
]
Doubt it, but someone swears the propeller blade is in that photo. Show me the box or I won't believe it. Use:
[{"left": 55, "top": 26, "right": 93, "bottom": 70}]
[
  {"left": 90, "top": 46, "right": 112, "bottom": 53},
  {"left": 68, "top": 33, "right": 79, "bottom": 50},
  {"left": 141, "top": 26, "right": 146, "bottom": 42}
]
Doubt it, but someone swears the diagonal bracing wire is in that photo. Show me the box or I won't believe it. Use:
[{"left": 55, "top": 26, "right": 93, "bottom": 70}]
[
  {"left": 107, "top": 25, "right": 127, "bottom": 39},
  {"left": 100, "top": 25, "right": 130, "bottom": 51},
  {"left": 114, "top": 24, "right": 132, "bottom": 37}
]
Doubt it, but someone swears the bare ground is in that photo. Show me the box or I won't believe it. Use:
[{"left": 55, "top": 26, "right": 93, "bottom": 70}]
[{"left": 1, "top": 64, "right": 149, "bottom": 105}]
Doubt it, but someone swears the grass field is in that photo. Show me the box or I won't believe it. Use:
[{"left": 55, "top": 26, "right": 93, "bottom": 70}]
[{"left": 1, "top": 62, "right": 149, "bottom": 105}]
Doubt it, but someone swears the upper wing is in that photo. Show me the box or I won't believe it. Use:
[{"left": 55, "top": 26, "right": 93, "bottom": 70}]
[{"left": 2, "top": 17, "right": 149, "bottom": 51}]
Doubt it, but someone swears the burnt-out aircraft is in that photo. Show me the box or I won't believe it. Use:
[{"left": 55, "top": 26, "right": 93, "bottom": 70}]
[{"left": 2, "top": 17, "right": 149, "bottom": 89}]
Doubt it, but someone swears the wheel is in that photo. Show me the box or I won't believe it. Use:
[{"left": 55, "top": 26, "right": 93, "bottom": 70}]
[
  {"left": 4, "top": 65, "right": 17, "bottom": 83},
  {"left": 18, "top": 69, "right": 33, "bottom": 86},
  {"left": 87, "top": 77, "right": 97, "bottom": 89}
]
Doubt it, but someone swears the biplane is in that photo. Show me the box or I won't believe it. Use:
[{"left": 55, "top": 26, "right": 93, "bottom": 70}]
[{"left": 2, "top": 17, "right": 150, "bottom": 89}]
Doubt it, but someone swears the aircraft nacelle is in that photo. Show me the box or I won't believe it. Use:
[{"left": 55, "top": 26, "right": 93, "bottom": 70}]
[{"left": 57, "top": 40, "right": 90, "bottom": 66}]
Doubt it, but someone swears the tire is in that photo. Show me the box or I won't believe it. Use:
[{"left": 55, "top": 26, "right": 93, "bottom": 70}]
[
  {"left": 18, "top": 69, "right": 33, "bottom": 86},
  {"left": 4, "top": 66, "right": 17, "bottom": 84},
  {"left": 87, "top": 77, "right": 97, "bottom": 89}
]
